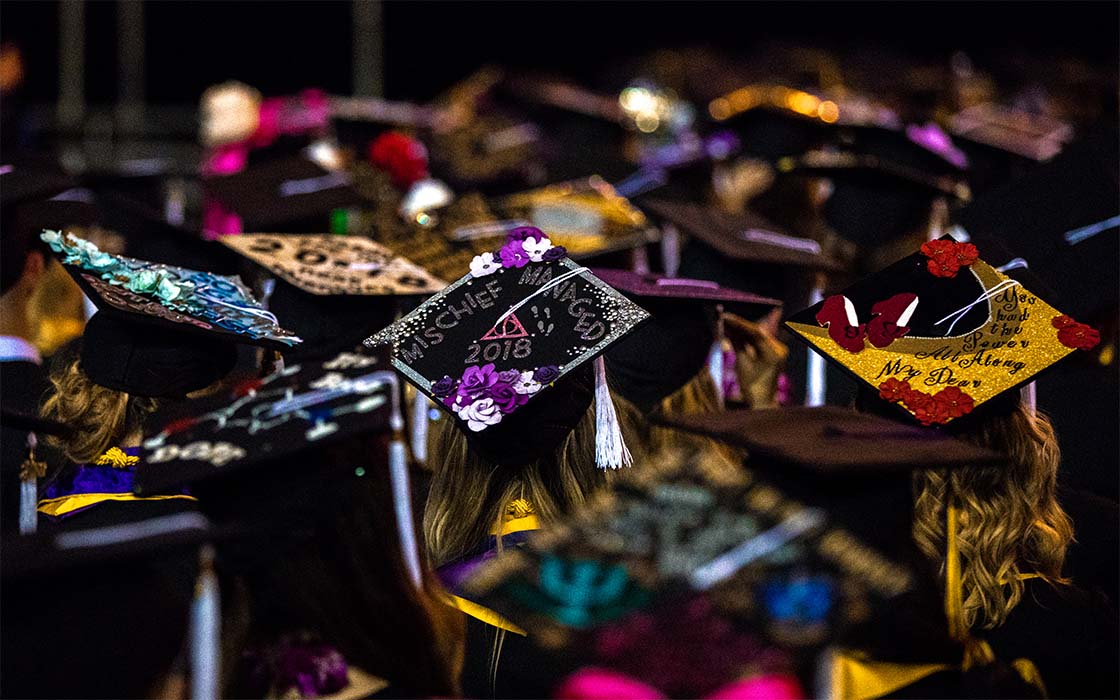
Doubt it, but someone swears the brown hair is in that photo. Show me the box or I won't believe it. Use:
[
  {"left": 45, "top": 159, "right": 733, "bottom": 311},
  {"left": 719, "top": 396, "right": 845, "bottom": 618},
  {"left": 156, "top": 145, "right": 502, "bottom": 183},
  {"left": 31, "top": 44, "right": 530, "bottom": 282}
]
[
  {"left": 41, "top": 354, "right": 158, "bottom": 463},
  {"left": 911, "top": 399, "right": 1073, "bottom": 630},
  {"left": 423, "top": 404, "right": 623, "bottom": 566}
]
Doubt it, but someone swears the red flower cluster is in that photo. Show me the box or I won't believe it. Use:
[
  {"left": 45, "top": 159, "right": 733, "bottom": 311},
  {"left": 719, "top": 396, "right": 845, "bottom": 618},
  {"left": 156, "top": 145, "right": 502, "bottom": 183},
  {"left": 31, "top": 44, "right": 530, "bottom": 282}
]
[
  {"left": 878, "top": 379, "right": 974, "bottom": 426},
  {"left": 368, "top": 131, "right": 429, "bottom": 189},
  {"left": 1052, "top": 314, "right": 1101, "bottom": 351},
  {"left": 920, "top": 240, "right": 979, "bottom": 278}
]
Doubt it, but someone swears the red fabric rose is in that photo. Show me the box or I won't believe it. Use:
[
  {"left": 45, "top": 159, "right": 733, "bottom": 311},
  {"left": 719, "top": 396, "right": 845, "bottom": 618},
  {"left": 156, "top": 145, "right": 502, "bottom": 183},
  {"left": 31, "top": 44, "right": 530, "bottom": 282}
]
[
  {"left": 953, "top": 242, "right": 979, "bottom": 267},
  {"left": 368, "top": 131, "right": 429, "bottom": 189},
  {"left": 932, "top": 386, "right": 974, "bottom": 420},
  {"left": 1052, "top": 315, "right": 1076, "bottom": 329},
  {"left": 910, "top": 395, "right": 948, "bottom": 426},
  {"left": 879, "top": 378, "right": 911, "bottom": 403},
  {"left": 1057, "top": 322, "right": 1101, "bottom": 351},
  {"left": 921, "top": 240, "right": 977, "bottom": 278}
]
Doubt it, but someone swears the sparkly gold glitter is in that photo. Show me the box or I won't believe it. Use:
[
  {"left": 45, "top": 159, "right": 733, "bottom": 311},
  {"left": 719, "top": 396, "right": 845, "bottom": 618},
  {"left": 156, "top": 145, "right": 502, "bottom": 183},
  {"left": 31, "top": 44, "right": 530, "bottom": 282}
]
[{"left": 788, "top": 260, "right": 1075, "bottom": 423}]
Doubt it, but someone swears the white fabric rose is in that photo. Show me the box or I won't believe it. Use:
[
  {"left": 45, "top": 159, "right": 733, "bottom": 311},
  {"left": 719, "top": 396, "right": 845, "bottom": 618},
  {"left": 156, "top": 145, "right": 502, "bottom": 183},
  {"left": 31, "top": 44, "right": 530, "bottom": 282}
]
[
  {"left": 469, "top": 252, "right": 502, "bottom": 277},
  {"left": 456, "top": 397, "right": 503, "bottom": 431},
  {"left": 513, "top": 370, "right": 542, "bottom": 395},
  {"left": 522, "top": 235, "right": 553, "bottom": 262},
  {"left": 310, "top": 372, "right": 346, "bottom": 390}
]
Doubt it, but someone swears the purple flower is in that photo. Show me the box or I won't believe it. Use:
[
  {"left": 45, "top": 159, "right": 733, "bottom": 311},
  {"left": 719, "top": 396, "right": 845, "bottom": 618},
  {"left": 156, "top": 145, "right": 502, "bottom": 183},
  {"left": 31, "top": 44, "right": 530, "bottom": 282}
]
[
  {"left": 486, "top": 378, "right": 530, "bottom": 413},
  {"left": 455, "top": 363, "right": 500, "bottom": 404},
  {"left": 496, "top": 369, "right": 522, "bottom": 385},
  {"left": 541, "top": 245, "right": 568, "bottom": 262},
  {"left": 498, "top": 240, "right": 532, "bottom": 268},
  {"left": 533, "top": 365, "right": 560, "bottom": 384},
  {"left": 507, "top": 226, "right": 546, "bottom": 243},
  {"left": 431, "top": 375, "right": 456, "bottom": 398}
]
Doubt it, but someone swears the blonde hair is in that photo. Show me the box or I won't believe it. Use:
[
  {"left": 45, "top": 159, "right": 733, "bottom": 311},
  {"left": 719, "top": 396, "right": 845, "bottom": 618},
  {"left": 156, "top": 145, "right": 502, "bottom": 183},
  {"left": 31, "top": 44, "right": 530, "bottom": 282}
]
[
  {"left": 911, "top": 401, "right": 1073, "bottom": 630},
  {"left": 424, "top": 404, "right": 622, "bottom": 566},
  {"left": 41, "top": 355, "right": 157, "bottom": 464}
]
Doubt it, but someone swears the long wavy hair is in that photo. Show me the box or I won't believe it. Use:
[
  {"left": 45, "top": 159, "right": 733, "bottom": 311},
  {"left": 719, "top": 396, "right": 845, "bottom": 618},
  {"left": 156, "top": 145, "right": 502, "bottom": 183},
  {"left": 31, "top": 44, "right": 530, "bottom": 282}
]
[
  {"left": 41, "top": 353, "right": 158, "bottom": 463},
  {"left": 908, "top": 396, "right": 1073, "bottom": 630},
  {"left": 424, "top": 404, "right": 621, "bottom": 566}
]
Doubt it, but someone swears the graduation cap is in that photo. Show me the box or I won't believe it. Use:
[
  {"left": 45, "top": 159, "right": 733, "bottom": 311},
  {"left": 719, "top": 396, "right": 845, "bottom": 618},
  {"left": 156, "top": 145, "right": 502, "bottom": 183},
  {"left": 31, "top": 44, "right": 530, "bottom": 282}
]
[
  {"left": 495, "top": 176, "right": 657, "bottom": 262},
  {"left": 0, "top": 161, "right": 78, "bottom": 292},
  {"left": 204, "top": 156, "right": 368, "bottom": 232},
  {"left": 458, "top": 444, "right": 944, "bottom": 692},
  {"left": 365, "top": 226, "right": 649, "bottom": 469},
  {"left": 41, "top": 230, "right": 300, "bottom": 397},
  {"left": 219, "top": 232, "right": 446, "bottom": 362},
  {"left": 639, "top": 198, "right": 847, "bottom": 273},
  {"left": 783, "top": 236, "right": 1102, "bottom": 426},
  {"left": 2, "top": 510, "right": 213, "bottom": 699},
  {"left": 707, "top": 83, "right": 835, "bottom": 160},
  {"left": 594, "top": 268, "right": 782, "bottom": 413},
  {"left": 136, "top": 344, "right": 424, "bottom": 586}
]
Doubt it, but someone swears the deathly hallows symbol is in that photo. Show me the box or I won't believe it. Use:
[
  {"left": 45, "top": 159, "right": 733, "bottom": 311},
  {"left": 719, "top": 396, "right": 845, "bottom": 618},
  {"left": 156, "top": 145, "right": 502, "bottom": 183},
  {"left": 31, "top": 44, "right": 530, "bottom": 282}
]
[{"left": 480, "top": 312, "right": 530, "bottom": 340}]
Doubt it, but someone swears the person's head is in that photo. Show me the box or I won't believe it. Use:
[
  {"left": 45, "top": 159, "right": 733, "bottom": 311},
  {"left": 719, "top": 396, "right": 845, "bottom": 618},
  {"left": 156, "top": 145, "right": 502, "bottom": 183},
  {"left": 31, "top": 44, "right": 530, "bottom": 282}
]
[
  {"left": 42, "top": 314, "right": 238, "bottom": 462},
  {"left": 424, "top": 366, "right": 629, "bottom": 565},
  {"left": 859, "top": 388, "right": 1073, "bottom": 630},
  {"left": 196, "top": 432, "right": 463, "bottom": 699}
]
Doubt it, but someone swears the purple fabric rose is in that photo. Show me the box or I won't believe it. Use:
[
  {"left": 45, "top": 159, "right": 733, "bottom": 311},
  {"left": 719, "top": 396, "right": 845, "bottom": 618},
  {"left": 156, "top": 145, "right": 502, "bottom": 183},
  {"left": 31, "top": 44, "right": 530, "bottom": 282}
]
[
  {"left": 507, "top": 226, "right": 546, "bottom": 243},
  {"left": 533, "top": 365, "right": 561, "bottom": 384},
  {"left": 485, "top": 378, "right": 530, "bottom": 413},
  {"left": 456, "top": 363, "right": 500, "bottom": 402},
  {"left": 498, "top": 240, "right": 532, "bottom": 268},
  {"left": 431, "top": 375, "right": 456, "bottom": 398},
  {"left": 541, "top": 245, "right": 568, "bottom": 262}
]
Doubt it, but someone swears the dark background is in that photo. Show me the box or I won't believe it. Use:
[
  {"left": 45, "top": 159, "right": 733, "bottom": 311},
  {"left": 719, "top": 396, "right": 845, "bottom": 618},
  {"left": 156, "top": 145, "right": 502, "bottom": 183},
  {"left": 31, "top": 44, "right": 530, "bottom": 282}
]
[{"left": 3, "top": 1, "right": 1118, "bottom": 106}]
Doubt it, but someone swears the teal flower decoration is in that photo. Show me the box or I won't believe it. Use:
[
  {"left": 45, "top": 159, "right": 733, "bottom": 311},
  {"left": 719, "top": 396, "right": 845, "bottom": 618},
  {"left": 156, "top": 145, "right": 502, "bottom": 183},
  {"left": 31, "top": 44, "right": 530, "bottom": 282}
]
[
  {"left": 127, "top": 269, "right": 162, "bottom": 294},
  {"left": 156, "top": 277, "right": 184, "bottom": 302}
]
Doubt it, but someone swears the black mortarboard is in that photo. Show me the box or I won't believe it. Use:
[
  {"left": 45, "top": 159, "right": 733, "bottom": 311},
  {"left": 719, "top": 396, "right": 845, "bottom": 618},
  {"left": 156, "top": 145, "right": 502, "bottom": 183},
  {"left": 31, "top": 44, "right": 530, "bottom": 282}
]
[
  {"left": 42, "top": 230, "right": 300, "bottom": 396},
  {"left": 365, "top": 226, "right": 649, "bottom": 468},
  {"left": 784, "top": 236, "right": 1100, "bottom": 427},
  {"left": 136, "top": 348, "right": 395, "bottom": 495},
  {"left": 220, "top": 232, "right": 446, "bottom": 362},
  {"left": 135, "top": 345, "right": 425, "bottom": 590},
  {"left": 639, "top": 198, "right": 847, "bottom": 273},
  {"left": 707, "top": 84, "right": 834, "bottom": 161},
  {"left": 594, "top": 268, "right": 781, "bottom": 413},
  {"left": 205, "top": 156, "right": 368, "bottom": 232},
  {"left": 1, "top": 510, "right": 210, "bottom": 699},
  {"left": 657, "top": 406, "right": 1006, "bottom": 475},
  {"left": 0, "top": 162, "right": 78, "bottom": 292}
]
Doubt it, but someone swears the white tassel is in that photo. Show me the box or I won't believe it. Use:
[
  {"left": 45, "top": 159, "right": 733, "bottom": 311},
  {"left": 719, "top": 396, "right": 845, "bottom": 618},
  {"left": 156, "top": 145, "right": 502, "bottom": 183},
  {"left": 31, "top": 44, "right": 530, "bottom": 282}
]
[
  {"left": 661, "top": 223, "right": 681, "bottom": 277},
  {"left": 382, "top": 372, "right": 423, "bottom": 589},
  {"left": 19, "top": 432, "right": 40, "bottom": 535},
  {"left": 806, "top": 282, "right": 826, "bottom": 407},
  {"left": 190, "top": 544, "right": 220, "bottom": 700},
  {"left": 410, "top": 390, "right": 429, "bottom": 467},
  {"left": 593, "top": 356, "right": 632, "bottom": 470},
  {"left": 707, "top": 306, "right": 727, "bottom": 410}
]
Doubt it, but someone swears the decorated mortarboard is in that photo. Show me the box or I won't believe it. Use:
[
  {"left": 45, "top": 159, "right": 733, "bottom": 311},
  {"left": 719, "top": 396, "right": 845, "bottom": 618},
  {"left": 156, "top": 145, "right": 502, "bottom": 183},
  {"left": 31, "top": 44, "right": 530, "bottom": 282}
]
[
  {"left": 364, "top": 226, "right": 649, "bottom": 468},
  {"left": 220, "top": 233, "right": 446, "bottom": 297},
  {"left": 41, "top": 229, "right": 301, "bottom": 350},
  {"left": 460, "top": 446, "right": 925, "bottom": 670},
  {"left": 492, "top": 176, "right": 658, "bottom": 260},
  {"left": 204, "top": 156, "right": 368, "bottom": 230},
  {"left": 594, "top": 269, "right": 782, "bottom": 412},
  {"left": 639, "top": 198, "right": 847, "bottom": 272},
  {"left": 136, "top": 348, "right": 394, "bottom": 494},
  {"left": 136, "top": 345, "right": 425, "bottom": 589},
  {"left": 783, "top": 236, "right": 1102, "bottom": 426}
]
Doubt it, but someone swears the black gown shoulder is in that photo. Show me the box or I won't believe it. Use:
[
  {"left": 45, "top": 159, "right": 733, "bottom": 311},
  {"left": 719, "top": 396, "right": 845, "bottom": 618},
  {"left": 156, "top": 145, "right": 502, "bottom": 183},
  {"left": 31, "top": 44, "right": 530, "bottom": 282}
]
[{"left": 980, "top": 578, "right": 1119, "bottom": 700}]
